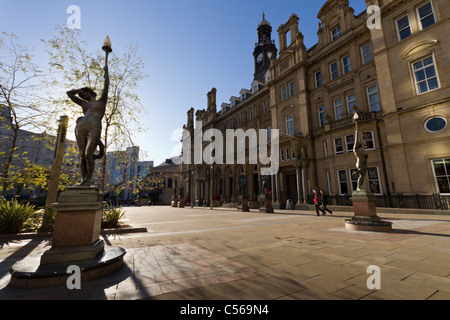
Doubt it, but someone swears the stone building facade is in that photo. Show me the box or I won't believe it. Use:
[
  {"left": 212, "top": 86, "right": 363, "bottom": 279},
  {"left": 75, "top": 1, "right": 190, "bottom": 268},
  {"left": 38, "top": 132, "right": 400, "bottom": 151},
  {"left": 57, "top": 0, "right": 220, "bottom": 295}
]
[{"left": 181, "top": 0, "right": 450, "bottom": 209}]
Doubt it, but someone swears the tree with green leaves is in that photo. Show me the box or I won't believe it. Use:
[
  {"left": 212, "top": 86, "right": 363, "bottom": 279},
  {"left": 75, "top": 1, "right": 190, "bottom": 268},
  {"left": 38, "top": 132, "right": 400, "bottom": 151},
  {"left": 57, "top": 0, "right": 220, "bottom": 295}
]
[
  {"left": 41, "top": 26, "right": 148, "bottom": 193},
  {"left": 0, "top": 32, "right": 49, "bottom": 198}
]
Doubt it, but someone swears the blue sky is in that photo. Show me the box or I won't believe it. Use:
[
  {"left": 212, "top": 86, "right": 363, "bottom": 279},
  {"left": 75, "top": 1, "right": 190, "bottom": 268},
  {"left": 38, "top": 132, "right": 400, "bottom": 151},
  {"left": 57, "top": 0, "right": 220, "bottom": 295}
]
[{"left": 2, "top": 0, "right": 367, "bottom": 166}]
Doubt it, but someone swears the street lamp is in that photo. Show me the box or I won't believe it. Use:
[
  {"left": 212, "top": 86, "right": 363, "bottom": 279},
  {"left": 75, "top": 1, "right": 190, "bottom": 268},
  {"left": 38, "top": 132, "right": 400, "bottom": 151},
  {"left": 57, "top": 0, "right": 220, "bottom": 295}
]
[{"left": 102, "top": 36, "right": 112, "bottom": 66}]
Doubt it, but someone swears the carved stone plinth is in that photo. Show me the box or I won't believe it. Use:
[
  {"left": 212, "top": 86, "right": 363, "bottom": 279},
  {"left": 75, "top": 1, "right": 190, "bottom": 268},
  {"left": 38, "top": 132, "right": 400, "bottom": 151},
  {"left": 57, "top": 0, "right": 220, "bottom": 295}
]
[
  {"left": 238, "top": 195, "right": 250, "bottom": 212},
  {"left": 345, "top": 190, "right": 392, "bottom": 232},
  {"left": 259, "top": 194, "right": 274, "bottom": 213},
  {"left": 9, "top": 186, "right": 126, "bottom": 288}
]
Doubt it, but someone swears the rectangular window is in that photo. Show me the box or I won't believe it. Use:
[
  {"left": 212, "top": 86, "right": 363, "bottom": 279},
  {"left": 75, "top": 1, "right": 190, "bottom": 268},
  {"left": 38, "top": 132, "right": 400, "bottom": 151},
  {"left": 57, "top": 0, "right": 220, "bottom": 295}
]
[
  {"left": 362, "top": 131, "right": 375, "bottom": 150},
  {"left": 263, "top": 100, "right": 268, "bottom": 114},
  {"left": 338, "top": 169, "right": 349, "bottom": 195},
  {"left": 334, "top": 98, "right": 344, "bottom": 120},
  {"left": 318, "top": 105, "right": 326, "bottom": 127},
  {"left": 432, "top": 158, "right": 450, "bottom": 194},
  {"left": 361, "top": 43, "right": 373, "bottom": 65},
  {"left": 315, "top": 71, "right": 322, "bottom": 88},
  {"left": 286, "top": 115, "right": 294, "bottom": 135},
  {"left": 289, "top": 81, "right": 295, "bottom": 97},
  {"left": 342, "top": 55, "right": 352, "bottom": 74},
  {"left": 280, "top": 149, "right": 285, "bottom": 162},
  {"left": 347, "top": 93, "right": 357, "bottom": 115},
  {"left": 396, "top": 15, "right": 412, "bottom": 40},
  {"left": 267, "top": 126, "right": 272, "bottom": 142},
  {"left": 323, "top": 141, "right": 328, "bottom": 158},
  {"left": 349, "top": 168, "right": 359, "bottom": 193},
  {"left": 285, "top": 148, "right": 290, "bottom": 161},
  {"left": 281, "top": 85, "right": 287, "bottom": 101},
  {"left": 412, "top": 55, "right": 440, "bottom": 94},
  {"left": 334, "top": 138, "right": 343, "bottom": 155},
  {"left": 417, "top": 1, "right": 436, "bottom": 30},
  {"left": 330, "top": 62, "right": 339, "bottom": 80},
  {"left": 345, "top": 134, "right": 355, "bottom": 153},
  {"left": 331, "top": 25, "right": 342, "bottom": 41},
  {"left": 249, "top": 108, "right": 253, "bottom": 121},
  {"left": 367, "top": 85, "right": 381, "bottom": 112},
  {"left": 368, "top": 167, "right": 382, "bottom": 195}
]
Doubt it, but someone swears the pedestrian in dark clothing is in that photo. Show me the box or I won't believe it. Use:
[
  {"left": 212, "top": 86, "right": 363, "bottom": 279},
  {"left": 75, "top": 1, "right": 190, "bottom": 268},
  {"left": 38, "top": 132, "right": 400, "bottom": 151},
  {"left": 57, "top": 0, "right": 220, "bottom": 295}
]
[
  {"left": 313, "top": 190, "right": 324, "bottom": 216},
  {"left": 320, "top": 190, "right": 333, "bottom": 215}
]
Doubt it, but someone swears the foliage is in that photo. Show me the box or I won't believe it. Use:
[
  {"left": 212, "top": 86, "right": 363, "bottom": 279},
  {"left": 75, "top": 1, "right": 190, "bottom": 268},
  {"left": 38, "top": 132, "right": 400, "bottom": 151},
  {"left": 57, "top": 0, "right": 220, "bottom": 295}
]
[
  {"left": 38, "top": 208, "right": 55, "bottom": 233},
  {"left": 0, "top": 32, "right": 48, "bottom": 197},
  {"left": 0, "top": 198, "right": 40, "bottom": 234},
  {"left": 41, "top": 26, "right": 148, "bottom": 192},
  {"left": 102, "top": 202, "right": 126, "bottom": 229}
]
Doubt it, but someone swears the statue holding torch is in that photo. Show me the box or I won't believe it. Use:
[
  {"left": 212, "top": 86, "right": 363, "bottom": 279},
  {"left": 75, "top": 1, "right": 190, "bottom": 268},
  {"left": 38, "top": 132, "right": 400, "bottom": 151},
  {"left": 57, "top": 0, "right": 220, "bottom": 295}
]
[
  {"left": 67, "top": 36, "right": 112, "bottom": 186},
  {"left": 351, "top": 107, "right": 369, "bottom": 191}
]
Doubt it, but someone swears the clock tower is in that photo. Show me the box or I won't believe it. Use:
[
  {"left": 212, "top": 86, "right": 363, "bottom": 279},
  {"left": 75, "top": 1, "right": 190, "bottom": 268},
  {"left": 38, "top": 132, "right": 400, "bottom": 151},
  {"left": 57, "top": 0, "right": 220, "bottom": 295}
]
[{"left": 253, "top": 13, "right": 277, "bottom": 83}]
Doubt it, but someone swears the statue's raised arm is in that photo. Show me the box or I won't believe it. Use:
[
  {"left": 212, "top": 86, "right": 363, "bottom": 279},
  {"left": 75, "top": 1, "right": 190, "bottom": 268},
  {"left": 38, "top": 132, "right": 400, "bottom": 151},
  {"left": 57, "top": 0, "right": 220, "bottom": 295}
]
[
  {"left": 67, "top": 37, "right": 112, "bottom": 187},
  {"left": 100, "top": 65, "right": 109, "bottom": 102}
]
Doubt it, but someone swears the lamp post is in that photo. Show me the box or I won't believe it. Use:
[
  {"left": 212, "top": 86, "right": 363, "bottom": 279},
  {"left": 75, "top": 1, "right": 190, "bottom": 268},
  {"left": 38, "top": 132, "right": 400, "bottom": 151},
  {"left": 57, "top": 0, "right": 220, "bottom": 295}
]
[
  {"left": 191, "top": 169, "right": 194, "bottom": 209},
  {"left": 210, "top": 164, "right": 213, "bottom": 210}
]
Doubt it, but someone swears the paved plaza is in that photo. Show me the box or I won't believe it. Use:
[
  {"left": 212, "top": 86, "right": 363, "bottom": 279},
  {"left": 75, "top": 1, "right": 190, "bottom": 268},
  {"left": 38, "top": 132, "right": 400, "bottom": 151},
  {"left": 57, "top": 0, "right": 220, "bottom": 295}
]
[{"left": 0, "top": 206, "right": 450, "bottom": 300}]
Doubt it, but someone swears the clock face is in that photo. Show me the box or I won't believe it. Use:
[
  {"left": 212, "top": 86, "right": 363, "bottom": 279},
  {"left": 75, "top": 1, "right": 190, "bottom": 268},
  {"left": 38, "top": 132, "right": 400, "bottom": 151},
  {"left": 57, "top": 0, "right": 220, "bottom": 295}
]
[{"left": 257, "top": 53, "right": 263, "bottom": 63}]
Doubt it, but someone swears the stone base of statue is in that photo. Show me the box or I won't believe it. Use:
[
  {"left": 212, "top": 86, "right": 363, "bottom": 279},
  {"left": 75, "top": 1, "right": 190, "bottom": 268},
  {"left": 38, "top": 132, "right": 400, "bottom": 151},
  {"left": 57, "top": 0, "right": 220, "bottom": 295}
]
[
  {"left": 171, "top": 196, "right": 178, "bottom": 207},
  {"left": 238, "top": 195, "right": 250, "bottom": 212},
  {"left": 259, "top": 194, "right": 274, "bottom": 213},
  {"left": 9, "top": 186, "right": 126, "bottom": 289},
  {"left": 177, "top": 199, "right": 185, "bottom": 208},
  {"left": 345, "top": 190, "right": 392, "bottom": 232}
]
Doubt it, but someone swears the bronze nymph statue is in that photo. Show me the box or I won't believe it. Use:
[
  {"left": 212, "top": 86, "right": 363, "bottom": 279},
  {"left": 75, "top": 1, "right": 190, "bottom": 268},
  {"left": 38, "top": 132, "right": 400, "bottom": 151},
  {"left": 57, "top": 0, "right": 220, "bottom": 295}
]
[
  {"left": 67, "top": 37, "right": 111, "bottom": 186},
  {"left": 352, "top": 110, "right": 368, "bottom": 191}
]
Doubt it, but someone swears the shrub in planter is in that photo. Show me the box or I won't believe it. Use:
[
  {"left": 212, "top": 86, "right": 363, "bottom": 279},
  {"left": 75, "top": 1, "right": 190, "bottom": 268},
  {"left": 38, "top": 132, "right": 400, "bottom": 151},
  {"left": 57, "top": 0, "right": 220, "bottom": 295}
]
[
  {"left": 0, "top": 199, "right": 39, "bottom": 234},
  {"left": 102, "top": 203, "right": 126, "bottom": 229}
]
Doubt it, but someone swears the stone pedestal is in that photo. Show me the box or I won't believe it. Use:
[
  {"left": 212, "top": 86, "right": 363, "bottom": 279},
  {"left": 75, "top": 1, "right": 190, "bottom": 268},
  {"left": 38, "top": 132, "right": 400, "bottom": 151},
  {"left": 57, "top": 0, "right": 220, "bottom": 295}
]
[
  {"left": 177, "top": 199, "right": 185, "bottom": 208},
  {"left": 238, "top": 195, "right": 250, "bottom": 212},
  {"left": 345, "top": 190, "right": 392, "bottom": 232},
  {"left": 259, "top": 194, "right": 274, "bottom": 213},
  {"left": 10, "top": 186, "right": 126, "bottom": 288}
]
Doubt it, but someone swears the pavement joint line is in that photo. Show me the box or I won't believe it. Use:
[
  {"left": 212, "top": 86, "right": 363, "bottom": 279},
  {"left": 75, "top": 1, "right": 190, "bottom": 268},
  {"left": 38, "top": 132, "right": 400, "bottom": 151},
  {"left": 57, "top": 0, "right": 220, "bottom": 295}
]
[
  {"left": 114, "top": 217, "right": 317, "bottom": 238},
  {"left": 1, "top": 206, "right": 450, "bottom": 300}
]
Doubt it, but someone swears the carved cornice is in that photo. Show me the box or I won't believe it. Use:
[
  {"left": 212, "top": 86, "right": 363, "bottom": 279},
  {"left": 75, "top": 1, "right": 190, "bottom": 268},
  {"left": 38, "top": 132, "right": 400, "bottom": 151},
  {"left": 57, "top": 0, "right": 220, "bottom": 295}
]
[{"left": 401, "top": 40, "right": 439, "bottom": 60}]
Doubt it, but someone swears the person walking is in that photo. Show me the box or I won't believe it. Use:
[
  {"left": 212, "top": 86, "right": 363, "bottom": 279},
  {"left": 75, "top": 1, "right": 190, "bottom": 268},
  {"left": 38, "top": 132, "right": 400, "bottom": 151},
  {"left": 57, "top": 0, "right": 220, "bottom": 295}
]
[
  {"left": 320, "top": 189, "right": 333, "bottom": 216},
  {"left": 313, "top": 190, "right": 324, "bottom": 216}
]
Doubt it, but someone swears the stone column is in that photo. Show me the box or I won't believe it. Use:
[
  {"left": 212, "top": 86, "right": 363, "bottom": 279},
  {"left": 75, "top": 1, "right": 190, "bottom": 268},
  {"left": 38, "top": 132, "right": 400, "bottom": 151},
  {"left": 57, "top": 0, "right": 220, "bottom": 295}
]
[
  {"left": 302, "top": 167, "right": 307, "bottom": 203},
  {"left": 275, "top": 172, "right": 281, "bottom": 204},
  {"left": 271, "top": 174, "right": 276, "bottom": 203},
  {"left": 296, "top": 166, "right": 302, "bottom": 205}
]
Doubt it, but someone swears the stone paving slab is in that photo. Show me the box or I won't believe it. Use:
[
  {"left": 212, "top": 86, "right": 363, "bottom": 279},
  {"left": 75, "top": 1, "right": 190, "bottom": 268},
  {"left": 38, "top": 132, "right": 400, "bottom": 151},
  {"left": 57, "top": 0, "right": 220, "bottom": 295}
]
[{"left": 0, "top": 206, "right": 449, "bottom": 301}]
